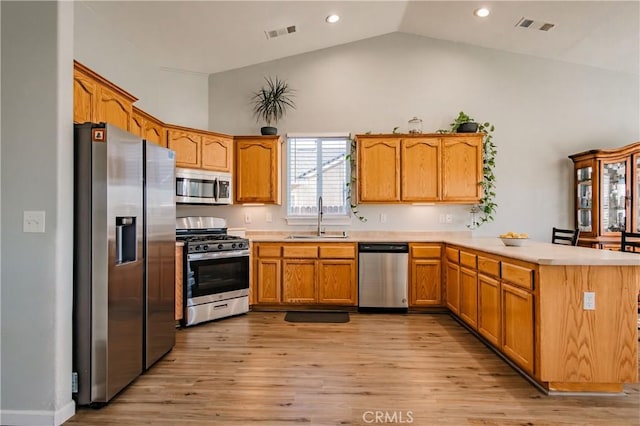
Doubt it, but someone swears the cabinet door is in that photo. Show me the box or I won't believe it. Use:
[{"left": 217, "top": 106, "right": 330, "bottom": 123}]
[
  {"left": 96, "top": 85, "right": 133, "bottom": 132},
  {"left": 130, "top": 111, "right": 144, "bottom": 138},
  {"left": 73, "top": 69, "right": 98, "bottom": 124},
  {"left": 574, "top": 159, "right": 596, "bottom": 238},
  {"left": 410, "top": 259, "right": 442, "bottom": 306},
  {"left": 445, "top": 261, "right": 460, "bottom": 314},
  {"left": 358, "top": 138, "right": 401, "bottom": 202},
  {"left": 168, "top": 130, "right": 202, "bottom": 169},
  {"left": 501, "top": 282, "right": 534, "bottom": 375},
  {"left": 600, "top": 157, "right": 629, "bottom": 236},
  {"left": 202, "top": 135, "right": 233, "bottom": 172},
  {"left": 175, "top": 245, "right": 183, "bottom": 321},
  {"left": 318, "top": 259, "right": 357, "bottom": 305},
  {"left": 235, "top": 139, "right": 280, "bottom": 203},
  {"left": 256, "top": 258, "right": 281, "bottom": 304},
  {"left": 401, "top": 137, "right": 440, "bottom": 201},
  {"left": 459, "top": 266, "right": 478, "bottom": 329},
  {"left": 442, "top": 135, "right": 482, "bottom": 202},
  {"left": 144, "top": 119, "right": 166, "bottom": 147},
  {"left": 282, "top": 259, "right": 316, "bottom": 303},
  {"left": 478, "top": 273, "right": 500, "bottom": 347}
]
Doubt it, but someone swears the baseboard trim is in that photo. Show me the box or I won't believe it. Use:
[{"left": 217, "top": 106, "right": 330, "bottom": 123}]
[{"left": 1, "top": 400, "right": 75, "bottom": 426}]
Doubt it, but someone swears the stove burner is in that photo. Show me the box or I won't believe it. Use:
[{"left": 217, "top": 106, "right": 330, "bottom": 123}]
[{"left": 178, "top": 231, "right": 249, "bottom": 254}]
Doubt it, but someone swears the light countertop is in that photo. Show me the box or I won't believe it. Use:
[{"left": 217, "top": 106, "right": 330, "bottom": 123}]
[{"left": 246, "top": 231, "right": 640, "bottom": 266}]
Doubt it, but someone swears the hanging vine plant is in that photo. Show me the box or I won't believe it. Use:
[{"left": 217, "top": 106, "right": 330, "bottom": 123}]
[
  {"left": 442, "top": 111, "right": 497, "bottom": 229},
  {"left": 345, "top": 136, "right": 367, "bottom": 222}
]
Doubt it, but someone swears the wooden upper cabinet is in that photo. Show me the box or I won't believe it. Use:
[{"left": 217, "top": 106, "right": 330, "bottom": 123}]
[
  {"left": 73, "top": 67, "right": 98, "bottom": 124},
  {"left": 235, "top": 136, "right": 282, "bottom": 204},
  {"left": 202, "top": 135, "right": 233, "bottom": 172},
  {"left": 130, "top": 110, "right": 144, "bottom": 137},
  {"left": 73, "top": 61, "right": 137, "bottom": 132},
  {"left": 167, "top": 129, "right": 202, "bottom": 169},
  {"left": 358, "top": 137, "right": 401, "bottom": 202},
  {"left": 356, "top": 134, "right": 483, "bottom": 204},
  {"left": 442, "top": 134, "right": 483, "bottom": 202},
  {"left": 401, "top": 137, "right": 440, "bottom": 202}
]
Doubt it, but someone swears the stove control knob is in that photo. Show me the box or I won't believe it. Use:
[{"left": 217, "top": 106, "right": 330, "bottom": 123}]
[
  {"left": 195, "top": 245, "right": 202, "bottom": 251},
  {"left": 237, "top": 242, "right": 244, "bottom": 249},
  {"left": 202, "top": 245, "right": 209, "bottom": 251},
  {"left": 232, "top": 243, "right": 237, "bottom": 249},
  {"left": 218, "top": 244, "right": 224, "bottom": 250}
]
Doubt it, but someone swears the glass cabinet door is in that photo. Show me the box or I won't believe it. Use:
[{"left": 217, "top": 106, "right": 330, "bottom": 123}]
[
  {"left": 576, "top": 166, "right": 593, "bottom": 233},
  {"left": 634, "top": 156, "right": 640, "bottom": 232},
  {"left": 601, "top": 159, "right": 627, "bottom": 234}
]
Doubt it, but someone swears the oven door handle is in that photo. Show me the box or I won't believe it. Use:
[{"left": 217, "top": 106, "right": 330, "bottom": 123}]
[{"left": 187, "top": 250, "right": 249, "bottom": 261}]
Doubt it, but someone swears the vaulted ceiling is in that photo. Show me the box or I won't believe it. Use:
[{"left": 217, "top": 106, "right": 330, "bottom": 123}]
[{"left": 80, "top": 1, "right": 639, "bottom": 75}]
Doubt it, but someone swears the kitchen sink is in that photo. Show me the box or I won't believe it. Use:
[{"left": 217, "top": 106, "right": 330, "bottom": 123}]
[{"left": 286, "top": 234, "right": 349, "bottom": 239}]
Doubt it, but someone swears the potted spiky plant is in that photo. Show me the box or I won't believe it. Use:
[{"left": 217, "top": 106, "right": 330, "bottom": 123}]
[{"left": 251, "top": 76, "right": 295, "bottom": 135}]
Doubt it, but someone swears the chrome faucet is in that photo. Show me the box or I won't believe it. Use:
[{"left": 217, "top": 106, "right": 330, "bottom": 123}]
[{"left": 317, "top": 196, "right": 324, "bottom": 236}]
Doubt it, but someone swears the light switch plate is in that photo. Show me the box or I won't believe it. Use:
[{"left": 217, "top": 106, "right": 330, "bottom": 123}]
[{"left": 24, "top": 210, "right": 46, "bottom": 233}]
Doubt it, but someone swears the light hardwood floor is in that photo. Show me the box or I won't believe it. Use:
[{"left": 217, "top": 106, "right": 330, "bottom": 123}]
[{"left": 67, "top": 312, "right": 640, "bottom": 425}]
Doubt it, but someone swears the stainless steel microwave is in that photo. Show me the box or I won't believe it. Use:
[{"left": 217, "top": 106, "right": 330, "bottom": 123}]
[{"left": 175, "top": 168, "right": 232, "bottom": 205}]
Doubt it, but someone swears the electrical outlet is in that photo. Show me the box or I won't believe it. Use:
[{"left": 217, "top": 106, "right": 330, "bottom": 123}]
[
  {"left": 266, "top": 212, "right": 273, "bottom": 223},
  {"left": 439, "top": 214, "right": 446, "bottom": 224},
  {"left": 583, "top": 292, "right": 595, "bottom": 310},
  {"left": 244, "top": 213, "right": 252, "bottom": 224},
  {"left": 445, "top": 214, "right": 453, "bottom": 224},
  {"left": 23, "top": 210, "right": 46, "bottom": 233},
  {"left": 380, "top": 213, "right": 387, "bottom": 223}
]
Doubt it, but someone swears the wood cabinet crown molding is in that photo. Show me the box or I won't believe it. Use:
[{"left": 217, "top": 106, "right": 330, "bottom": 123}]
[{"left": 74, "top": 60, "right": 138, "bottom": 103}]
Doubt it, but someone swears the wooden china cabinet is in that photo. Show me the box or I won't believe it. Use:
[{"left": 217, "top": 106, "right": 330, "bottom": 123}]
[{"left": 569, "top": 141, "right": 640, "bottom": 249}]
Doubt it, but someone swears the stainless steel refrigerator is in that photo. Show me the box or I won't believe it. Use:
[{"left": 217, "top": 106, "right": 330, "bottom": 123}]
[{"left": 73, "top": 123, "right": 176, "bottom": 406}]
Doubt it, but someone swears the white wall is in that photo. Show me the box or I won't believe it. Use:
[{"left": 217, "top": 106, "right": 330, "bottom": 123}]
[
  {"left": 202, "top": 32, "right": 640, "bottom": 241},
  {"left": 73, "top": 2, "right": 209, "bottom": 129},
  {"left": 1, "top": 2, "right": 75, "bottom": 425}
]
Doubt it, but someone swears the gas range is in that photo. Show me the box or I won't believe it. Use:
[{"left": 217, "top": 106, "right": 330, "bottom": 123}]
[
  {"left": 180, "top": 234, "right": 249, "bottom": 254},
  {"left": 176, "top": 216, "right": 249, "bottom": 254}
]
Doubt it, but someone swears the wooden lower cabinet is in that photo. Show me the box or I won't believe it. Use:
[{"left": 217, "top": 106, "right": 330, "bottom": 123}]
[
  {"left": 445, "top": 261, "right": 460, "bottom": 314},
  {"left": 282, "top": 259, "right": 317, "bottom": 303},
  {"left": 459, "top": 266, "right": 478, "bottom": 329},
  {"left": 256, "top": 258, "right": 281, "bottom": 303},
  {"left": 318, "top": 259, "right": 357, "bottom": 305},
  {"left": 409, "top": 244, "right": 442, "bottom": 306},
  {"left": 254, "top": 242, "right": 357, "bottom": 306},
  {"left": 477, "top": 273, "right": 501, "bottom": 347},
  {"left": 175, "top": 244, "right": 183, "bottom": 321},
  {"left": 501, "top": 282, "right": 534, "bottom": 375}
]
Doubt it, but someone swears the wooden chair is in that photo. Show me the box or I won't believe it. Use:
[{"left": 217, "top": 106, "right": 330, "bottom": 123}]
[
  {"left": 551, "top": 227, "right": 580, "bottom": 246},
  {"left": 621, "top": 231, "right": 640, "bottom": 253}
]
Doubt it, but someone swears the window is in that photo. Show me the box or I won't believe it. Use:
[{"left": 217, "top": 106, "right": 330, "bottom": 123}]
[{"left": 287, "top": 134, "right": 350, "bottom": 220}]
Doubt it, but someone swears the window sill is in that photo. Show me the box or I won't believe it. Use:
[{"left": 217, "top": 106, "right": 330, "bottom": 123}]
[{"left": 285, "top": 215, "right": 352, "bottom": 226}]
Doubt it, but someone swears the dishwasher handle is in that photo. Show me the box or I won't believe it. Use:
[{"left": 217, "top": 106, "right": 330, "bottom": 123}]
[{"left": 358, "top": 243, "right": 409, "bottom": 253}]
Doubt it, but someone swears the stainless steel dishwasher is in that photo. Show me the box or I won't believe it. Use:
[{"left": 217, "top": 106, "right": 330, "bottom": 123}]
[{"left": 358, "top": 242, "right": 409, "bottom": 310}]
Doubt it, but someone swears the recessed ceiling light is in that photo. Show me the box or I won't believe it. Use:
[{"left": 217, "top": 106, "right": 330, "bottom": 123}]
[
  {"left": 474, "top": 8, "right": 490, "bottom": 18},
  {"left": 326, "top": 14, "right": 340, "bottom": 24}
]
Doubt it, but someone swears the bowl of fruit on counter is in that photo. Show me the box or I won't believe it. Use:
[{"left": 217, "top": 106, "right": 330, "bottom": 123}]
[{"left": 499, "top": 231, "right": 529, "bottom": 246}]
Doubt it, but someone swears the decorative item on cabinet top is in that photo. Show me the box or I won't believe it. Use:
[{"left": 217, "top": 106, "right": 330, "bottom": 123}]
[{"left": 251, "top": 76, "right": 296, "bottom": 136}]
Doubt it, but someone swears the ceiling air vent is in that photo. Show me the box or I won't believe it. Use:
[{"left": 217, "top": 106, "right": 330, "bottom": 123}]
[
  {"left": 265, "top": 25, "right": 297, "bottom": 40},
  {"left": 515, "top": 17, "right": 556, "bottom": 32}
]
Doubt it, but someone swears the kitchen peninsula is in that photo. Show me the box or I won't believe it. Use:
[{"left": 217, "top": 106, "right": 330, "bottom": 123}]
[{"left": 249, "top": 232, "right": 640, "bottom": 394}]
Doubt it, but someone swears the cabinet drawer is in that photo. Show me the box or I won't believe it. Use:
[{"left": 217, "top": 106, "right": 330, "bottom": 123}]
[
  {"left": 459, "top": 251, "right": 477, "bottom": 268},
  {"left": 319, "top": 245, "right": 355, "bottom": 259},
  {"left": 283, "top": 246, "right": 318, "bottom": 258},
  {"left": 446, "top": 247, "right": 459, "bottom": 263},
  {"left": 502, "top": 262, "right": 534, "bottom": 290},
  {"left": 478, "top": 256, "right": 500, "bottom": 277},
  {"left": 411, "top": 245, "right": 441, "bottom": 258},
  {"left": 257, "top": 244, "right": 281, "bottom": 257}
]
